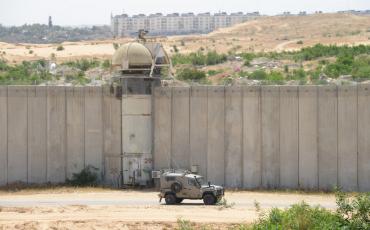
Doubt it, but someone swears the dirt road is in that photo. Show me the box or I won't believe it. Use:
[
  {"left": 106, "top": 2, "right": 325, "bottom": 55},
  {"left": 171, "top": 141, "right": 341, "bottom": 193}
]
[{"left": 0, "top": 189, "right": 336, "bottom": 229}]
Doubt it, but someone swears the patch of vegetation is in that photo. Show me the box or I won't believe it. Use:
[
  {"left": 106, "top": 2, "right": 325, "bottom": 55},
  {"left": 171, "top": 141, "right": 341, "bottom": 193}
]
[
  {"left": 217, "top": 198, "right": 235, "bottom": 210},
  {"left": 62, "top": 58, "right": 100, "bottom": 71},
  {"left": 173, "top": 45, "right": 179, "bottom": 53},
  {"left": 0, "top": 60, "right": 52, "bottom": 85},
  {"left": 176, "top": 218, "right": 193, "bottom": 230},
  {"left": 176, "top": 68, "right": 206, "bottom": 81},
  {"left": 56, "top": 45, "right": 64, "bottom": 51},
  {"left": 113, "top": 43, "right": 120, "bottom": 50},
  {"left": 296, "top": 40, "right": 304, "bottom": 45},
  {"left": 172, "top": 51, "right": 227, "bottom": 66},
  {"left": 207, "top": 69, "right": 223, "bottom": 76},
  {"left": 66, "top": 165, "right": 99, "bottom": 187},
  {"left": 236, "top": 191, "right": 370, "bottom": 230}
]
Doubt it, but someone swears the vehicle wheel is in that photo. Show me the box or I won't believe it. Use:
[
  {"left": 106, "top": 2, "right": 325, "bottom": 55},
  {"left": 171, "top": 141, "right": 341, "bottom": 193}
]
[
  {"left": 203, "top": 194, "right": 216, "bottom": 205},
  {"left": 165, "top": 193, "right": 176, "bottom": 205},
  {"left": 171, "top": 182, "right": 182, "bottom": 193},
  {"left": 176, "top": 198, "right": 184, "bottom": 203}
]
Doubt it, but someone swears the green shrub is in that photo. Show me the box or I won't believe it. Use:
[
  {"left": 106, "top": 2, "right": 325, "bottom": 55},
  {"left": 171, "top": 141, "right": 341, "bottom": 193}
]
[
  {"left": 267, "top": 71, "right": 284, "bottom": 84},
  {"left": 249, "top": 70, "right": 267, "bottom": 80},
  {"left": 62, "top": 59, "right": 100, "bottom": 71},
  {"left": 113, "top": 43, "right": 120, "bottom": 50},
  {"left": 171, "top": 51, "right": 227, "bottom": 66},
  {"left": 177, "top": 218, "right": 193, "bottom": 230},
  {"left": 251, "top": 202, "right": 342, "bottom": 230},
  {"left": 177, "top": 68, "right": 206, "bottom": 81},
  {"left": 56, "top": 45, "right": 64, "bottom": 51},
  {"left": 248, "top": 191, "right": 370, "bottom": 230},
  {"left": 173, "top": 45, "right": 179, "bottom": 53},
  {"left": 296, "top": 40, "right": 304, "bottom": 45},
  {"left": 66, "top": 165, "right": 99, "bottom": 186},
  {"left": 336, "top": 190, "right": 370, "bottom": 229},
  {"left": 102, "top": 59, "right": 111, "bottom": 69}
]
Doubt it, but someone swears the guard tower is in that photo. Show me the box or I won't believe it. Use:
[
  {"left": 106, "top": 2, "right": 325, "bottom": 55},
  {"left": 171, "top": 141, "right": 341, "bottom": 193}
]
[{"left": 111, "top": 31, "right": 171, "bottom": 186}]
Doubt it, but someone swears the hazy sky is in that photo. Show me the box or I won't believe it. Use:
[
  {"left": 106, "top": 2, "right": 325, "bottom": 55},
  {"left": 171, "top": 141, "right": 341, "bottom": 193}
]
[{"left": 0, "top": 0, "right": 369, "bottom": 26}]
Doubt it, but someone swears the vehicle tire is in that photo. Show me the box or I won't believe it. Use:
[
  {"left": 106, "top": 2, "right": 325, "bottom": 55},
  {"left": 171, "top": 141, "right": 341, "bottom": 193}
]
[
  {"left": 203, "top": 194, "right": 216, "bottom": 205},
  {"left": 165, "top": 193, "right": 176, "bottom": 205},
  {"left": 171, "top": 182, "right": 182, "bottom": 193},
  {"left": 176, "top": 198, "right": 184, "bottom": 203}
]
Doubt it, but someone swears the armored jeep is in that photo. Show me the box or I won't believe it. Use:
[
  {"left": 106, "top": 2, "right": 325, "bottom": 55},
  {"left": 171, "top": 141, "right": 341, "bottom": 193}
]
[{"left": 158, "top": 169, "right": 224, "bottom": 205}]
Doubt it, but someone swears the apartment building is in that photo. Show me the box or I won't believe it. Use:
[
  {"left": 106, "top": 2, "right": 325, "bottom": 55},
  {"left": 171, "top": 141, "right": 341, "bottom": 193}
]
[{"left": 111, "top": 12, "right": 260, "bottom": 37}]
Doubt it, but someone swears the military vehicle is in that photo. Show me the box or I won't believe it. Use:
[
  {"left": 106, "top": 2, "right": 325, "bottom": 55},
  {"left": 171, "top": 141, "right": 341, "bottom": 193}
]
[{"left": 158, "top": 169, "right": 224, "bottom": 205}]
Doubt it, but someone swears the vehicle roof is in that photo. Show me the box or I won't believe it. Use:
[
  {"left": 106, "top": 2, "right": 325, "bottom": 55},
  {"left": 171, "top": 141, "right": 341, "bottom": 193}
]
[{"left": 163, "top": 172, "right": 202, "bottom": 178}]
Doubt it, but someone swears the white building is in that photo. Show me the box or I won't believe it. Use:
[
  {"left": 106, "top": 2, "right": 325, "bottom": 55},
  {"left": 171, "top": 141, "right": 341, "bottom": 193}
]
[{"left": 111, "top": 12, "right": 260, "bottom": 37}]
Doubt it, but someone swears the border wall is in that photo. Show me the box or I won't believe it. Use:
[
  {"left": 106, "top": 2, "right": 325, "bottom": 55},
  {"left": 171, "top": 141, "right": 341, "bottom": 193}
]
[
  {"left": 0, "top": 85, "right": 369, "bottom": 191},
  {"left": 0, "top": 86, "right": 122, "bottom": 187},
  {"left": 153, "top": 85, "right": 370, "bottom": 192}
]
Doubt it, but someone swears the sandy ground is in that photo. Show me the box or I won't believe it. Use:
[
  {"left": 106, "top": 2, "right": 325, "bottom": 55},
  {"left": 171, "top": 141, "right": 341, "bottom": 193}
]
[{"left": 0, "top": 189, "right": 336, "bottom": 229}]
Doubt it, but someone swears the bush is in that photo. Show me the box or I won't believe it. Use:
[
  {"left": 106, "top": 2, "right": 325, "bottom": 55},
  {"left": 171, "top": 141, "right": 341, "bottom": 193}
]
[
  {"left": 173, "top": 45, "right": 179, "bottom": 53},
  {"left": 296, "top": 40, "right": 304, "bottom": 45},
  {"left": 171, "top": 51, "right": 227, "bottom": 66},
  {"left": 177, "top": 68, "right": 206, "bottom": 81},
  {"left": 102, "top": 59, "right": 111, "bottom": 69},
  {"left": 62, "top": 59, "right": 100, "bottom": 71},
  {"left": 248, "top": 191, "right": 370, "bottom": 230},
  {"left": 336, "top": 190, "right": 370, "bottom": 229},
  {"left": 249, "top": 70, "right": 267, "bottom": 80},
  {"left": 66, "top": 165, "right": 99, "bottom": 186},
  {"left": 113, "top": 43, "right": 120, "bottom": 50},
  {"left": 56, "top": 45, "right": 64, "bottom": 51},
  {"left": 251, "top": 202, "right": 342, "bottom": 230}
]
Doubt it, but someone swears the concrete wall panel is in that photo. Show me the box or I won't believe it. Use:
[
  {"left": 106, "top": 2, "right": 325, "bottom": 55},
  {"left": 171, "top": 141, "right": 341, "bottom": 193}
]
[
  {"left": 66, "top": 87, "right": 85, "bottom": 179},
  {"left": 84, "top": 87, "right": 103, "bottom": 177},
  {"left": 279, "top": 86, "right": 299, "bottom": 188},
  {"left": 0, "top": 86, "right": 7, "bottom": 185},
  {"left": 358, "top": 84, "right": 370, "bottom": 191},
  {"left": 47, "top": 86, "right": 66, "bottom": 183},
  {"left": 242, "top": 86, "right": 261, "bottom": 189},
  {"left": 153, "top": 87, "right": 172, "bottom": 170},
  {"left": 7, "top": 86, "right": 28, "bottom": 183},
  {"left": 318, "top": 86, "right": 338, "bottom": 190},
  {"left": 190, "top": 86, "right": 208, "bottom": 178},
  {"left": 225, "top": 86, "right": 242, "bottom": 188},
  {"left": 207, "top": 86, "right": 225, "bottom": 185},
  {"left": 103, "top": 87, "right": 122, "bottom": 184},
  {"left": 27, "top": 86, "right": 47, "bottom": 183},
  {"left": 299, "top": 86, "right": 318, "bottom": 189},
  {"left": 261, "top": 86, "right": 280, "bottom": 188},
  {"left": 104, "top": 156, "right": 121, "bottom": 187},
  {"left": 122, "top": 116, "right": 151, "bottom": 154},
  {"left": 122, "top": 95, "right": 151, "bottom": 115},
  {"left": 171, "top": 87, "right": 190, "bottom": 169},
  {"left": 338, "top": 86, "right": 358, "bottom": 191}
]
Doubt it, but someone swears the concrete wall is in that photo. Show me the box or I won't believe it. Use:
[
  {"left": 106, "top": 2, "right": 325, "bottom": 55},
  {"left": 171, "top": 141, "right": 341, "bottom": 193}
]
[
  {"left": 1, "top": 85, "right": 369, "bottom": 191},
  {"left": 153, "top": 85, "right": 370, "bottom": 191},
  {"left": 0, "top": 86, "right": 122, "bottom": 186}
]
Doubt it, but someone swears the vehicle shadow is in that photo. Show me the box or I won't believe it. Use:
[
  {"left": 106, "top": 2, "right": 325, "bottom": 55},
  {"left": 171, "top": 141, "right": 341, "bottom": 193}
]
[{"left": 160, "top": 203, "right": 206, "bottom": 206}]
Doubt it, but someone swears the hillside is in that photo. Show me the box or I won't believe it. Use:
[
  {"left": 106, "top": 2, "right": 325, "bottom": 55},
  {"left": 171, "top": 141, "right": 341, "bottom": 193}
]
[
  {"left": 167, "top": 13, "right": 370, "bottom": 54},
  {"left": 0, "top": 13, "right": 369, "bottom": 64}
]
